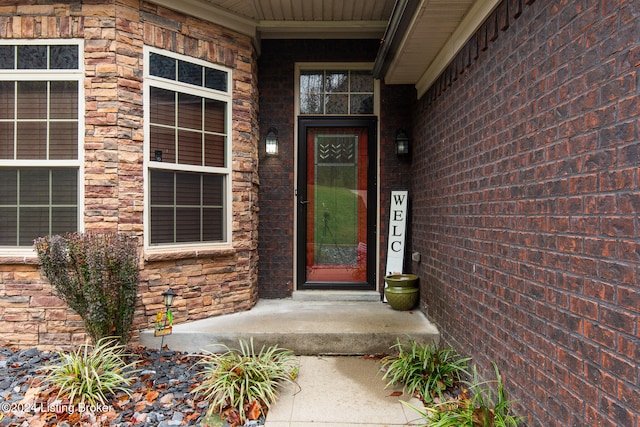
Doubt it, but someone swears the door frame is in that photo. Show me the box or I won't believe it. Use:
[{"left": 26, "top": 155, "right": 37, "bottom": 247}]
[{"left": 296, "top": 116, "right": 378, "bottom": 290}]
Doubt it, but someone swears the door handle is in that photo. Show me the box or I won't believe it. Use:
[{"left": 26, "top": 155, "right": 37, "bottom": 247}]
[{"left": 299, "top": 200, "right": 310, "bottom": 205}]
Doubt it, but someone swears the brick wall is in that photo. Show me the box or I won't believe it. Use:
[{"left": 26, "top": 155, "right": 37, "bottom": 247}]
[
  {"left": 257, "top": 39, "right": 415, "bottom": 297},
  {"left": 379, "top": 83, "right": 416, "bottom": 284},
  {"left": 412, "top": 0, "right": 639, "bottom": 425},
  {"left": 0, "top": 0, "right": 259, "bottom": 349}
]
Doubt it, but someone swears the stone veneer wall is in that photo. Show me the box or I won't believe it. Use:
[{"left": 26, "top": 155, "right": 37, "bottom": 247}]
[{"left": 0, "top": 0, "right": 259, "bottom": 349}]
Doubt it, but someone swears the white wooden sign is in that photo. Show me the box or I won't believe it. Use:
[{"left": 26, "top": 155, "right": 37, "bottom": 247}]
[{"left": 386, "top": 190, "right": 408, "bottom": 276}]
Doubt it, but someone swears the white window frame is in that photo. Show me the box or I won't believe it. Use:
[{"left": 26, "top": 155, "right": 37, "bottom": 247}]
[
  {"left": 143, "top": 46, "right": 233, "bottom": 253},
  {"left": 293, "top": 62, "right": 381, "bottom": 290},
  {"left": 295, "top": 62, "right": 378, "bottom": 116},
  {"left": 0, "top": 39, "right": 84, "bottom": 257}
]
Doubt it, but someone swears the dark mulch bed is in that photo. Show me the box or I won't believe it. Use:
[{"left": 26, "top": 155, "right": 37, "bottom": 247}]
[{"left": 0, "top": 346, "right": 258, "bottom": 427}]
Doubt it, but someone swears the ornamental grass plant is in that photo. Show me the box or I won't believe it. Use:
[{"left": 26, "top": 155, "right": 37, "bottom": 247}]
[
  {"left": 192, "top": 338, "right": 297, "bottom": 424},
  {"left": 381, "top": 338, "right": 471, "bottom": 403},
  {"left": 43, "top": 337, "right": 139, "bottom": 407},
  {"left": 403, "top": 363, "right": 523, "bottom": 427}
]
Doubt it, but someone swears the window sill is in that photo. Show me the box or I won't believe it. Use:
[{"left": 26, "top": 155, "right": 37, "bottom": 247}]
[
  {"left": 144, "top": 246, "right": 236, "bottom": 262},
  {"left": 0, "top": 252, "right": 40, "bottom": 265}
]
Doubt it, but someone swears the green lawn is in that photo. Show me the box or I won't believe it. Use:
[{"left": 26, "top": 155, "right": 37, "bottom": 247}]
[{"left": 314, "top": 184, "right": 358, "bottom": 246}]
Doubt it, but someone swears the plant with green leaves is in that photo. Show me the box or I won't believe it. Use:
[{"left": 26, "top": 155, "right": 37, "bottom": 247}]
[
  {"left": 381, "top": 338, "right": 471, "bottom": 403},
  {"left": 404, "top": 363, "right": 523, "bottom": 427},
  {"left": 44, "top": 337, "right": 139, "bottom": 407},
  {"left": 34, "top": 232, "right": 140, "bottom": 344},
  {"left": 192, "top": 338, "right": 297, "bottom": 423}
]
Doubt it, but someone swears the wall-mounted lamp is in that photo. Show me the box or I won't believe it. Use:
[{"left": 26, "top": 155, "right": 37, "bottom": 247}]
[
  {"left": 265, "top": 127, "right": 279, "bottom": 156},
  {"left": 154, "top": 150, "right": 163, "bottom": 162},
  {"left": 395, "top": 129, "right": 410, "bottom": 156}
]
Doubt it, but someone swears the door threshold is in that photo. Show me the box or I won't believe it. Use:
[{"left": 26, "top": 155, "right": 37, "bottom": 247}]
[{"left": 292, "top": 290, "right": 381, "bottom": 302}]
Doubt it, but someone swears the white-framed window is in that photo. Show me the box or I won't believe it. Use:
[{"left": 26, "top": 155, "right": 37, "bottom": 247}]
[
  {"left": 144, "top": 47, "right": 232, "bottom": 250},
  {"left": 297, "top": 64, "right": 376, "bottom": 115},
  {"left": 0, "top": 40, "right": 84, "bottom": 253}
]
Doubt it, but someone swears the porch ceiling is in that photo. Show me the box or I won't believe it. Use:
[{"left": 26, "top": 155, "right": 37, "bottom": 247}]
[{"left": 148, "top": 0, "right": 498, "bottom": 96}]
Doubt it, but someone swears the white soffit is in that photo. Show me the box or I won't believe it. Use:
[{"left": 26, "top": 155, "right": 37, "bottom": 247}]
[
  {"left": 148, "top": 0, "right": 394, "bottom": 39},
  {"left": 146, "top": 0, "right": 500, "bottom": 97},
  {"left": 383, "top": 0, "right": 500, "bottom": 97}
]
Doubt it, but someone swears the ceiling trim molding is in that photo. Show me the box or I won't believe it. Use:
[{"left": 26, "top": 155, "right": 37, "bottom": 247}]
[
  {"left": 415, "top": 0, "right": 501, "bottom": 98},
  {"left": 259, "top": 20, "right": 388, "bottom": 39}
]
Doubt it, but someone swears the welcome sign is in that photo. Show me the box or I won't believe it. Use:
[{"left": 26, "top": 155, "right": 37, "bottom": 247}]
[{"left": 386, "top": 190, "right": 408, "bottom": 276}]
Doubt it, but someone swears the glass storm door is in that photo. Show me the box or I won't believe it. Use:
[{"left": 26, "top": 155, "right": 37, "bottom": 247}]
[{"left": 297, "top": 118, "right": 376, "bottom": 290}]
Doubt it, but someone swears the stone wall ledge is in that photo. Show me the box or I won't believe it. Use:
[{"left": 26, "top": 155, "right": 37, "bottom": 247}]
[
  {"left": 0, "top": 256, "right": 40, "bottom": 265},
  {"left": 144, "top": 248, "right": 236, "bottom": 262}
]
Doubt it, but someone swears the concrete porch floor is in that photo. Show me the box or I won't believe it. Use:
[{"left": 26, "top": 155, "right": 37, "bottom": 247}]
[{"left": 140, "top": 297, "right": 440, "bottom": 355}]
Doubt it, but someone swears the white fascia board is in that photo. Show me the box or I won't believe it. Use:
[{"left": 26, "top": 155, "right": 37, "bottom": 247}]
[
  {"left": 148, "top": 0, "right": 258, "bottom": 39},
  {"left": 415, "top": 0, "right": 501, "bottom": 98}
]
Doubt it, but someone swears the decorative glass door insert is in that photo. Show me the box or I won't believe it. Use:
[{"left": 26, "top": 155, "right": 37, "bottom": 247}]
[{"left": 297, "top": 118, "right": 376, "bottom": 290}]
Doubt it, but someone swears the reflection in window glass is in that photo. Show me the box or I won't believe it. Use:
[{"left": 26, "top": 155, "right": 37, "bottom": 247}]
[
  {"left": 150, "top": 52, "right": 176, "bottom": 80},
  {"left": 50, "top": 45, "right": 79, "bottom": 69},
  {"left": 351, "top": 94, "right": 374, "bottom": 115},
  {"left": 1, "top": 44, "right": 79, "bottom": 71},
  {"left": 149, "top": 52, "right": 228, "bottom": 94},
  {"left": 299, "top": 69, "right": 374, "bottom": 115},
  {"left": 205, "top": 68, "right": 228, "bottom": 91},
  {"left": 178, "top": 61, "right": 202, "bottom": 86},
  {"left": 350, "top": 70, "right": 374, "bottom": 92},
  {"left": 300, "top": 72, "right": 323, "bottom": 94},
  {"left": 0, "top": 46, "right": 14, "bottom": 69},
  {"left": 325, "top": 71, "right": 348, "bottom": 92},
  {"left": 17, "top": 45, "right": 47, "bottom": 69},
  {"left": 325, "top": 94, "right": 348, "bottom": 115}
]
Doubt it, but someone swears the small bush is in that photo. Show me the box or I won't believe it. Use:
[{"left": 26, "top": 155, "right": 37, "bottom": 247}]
[
  {"left": 34, "top": 232, "right": 139, "bottom": 344},
  {"left": 381, "top": 338, "right": 471, "bottom": 402},
  {"left": 404, "top": 363, "right": 523, "bottom": 427},
  {"left": 192, "top": 338, "right": 297, "bottom": 424},
  {"left": 44, "top": 337, "right": 139, "bottom": 407}
]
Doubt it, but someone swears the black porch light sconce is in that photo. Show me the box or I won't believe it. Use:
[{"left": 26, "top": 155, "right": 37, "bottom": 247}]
[
  {"left": 395, "top": 129, "right": 410, "bottom": 156},
  {"left": 265, "top": 127, "right": 279, "bottom": 156}
]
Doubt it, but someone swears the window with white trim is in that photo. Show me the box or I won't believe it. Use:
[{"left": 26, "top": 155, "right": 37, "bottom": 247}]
[
  {"left": 299, "top": 69, "right": 374, "bottom": 115},
  {"left": 0, "top": 41, "right": 82, "bottom": 248},
  {"left": 144, "top": 48, "right": 231, "bottom": 247}
]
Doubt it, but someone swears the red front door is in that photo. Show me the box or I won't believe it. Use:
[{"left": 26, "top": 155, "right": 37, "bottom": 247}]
[{"left": 297, "top": 118, "right": 376, "bottom": 290}]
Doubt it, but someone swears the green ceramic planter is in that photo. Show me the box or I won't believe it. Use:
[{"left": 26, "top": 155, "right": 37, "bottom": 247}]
[
  {"left": 384, "top": 273, "right": 419, "bottom": 288},
  {"left": 384, "top": 286, "right": 419, "bottom": 311}
]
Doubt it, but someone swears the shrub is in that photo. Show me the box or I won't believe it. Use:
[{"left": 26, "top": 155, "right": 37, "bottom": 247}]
[
  {"left": 44, "top": 337, "right": 139, "bottom": 407},
  {"left": 34, "top": 232, "right": 140, "bottom": 344},
  {"left": 192, "top": 338, "right": 297, "bottom": 424},
  {"left": 404, "top": 363, "right": 523, "bottom": 427},
  {"left": 381, "top": 338, "right": 471, "bottom": 402}
]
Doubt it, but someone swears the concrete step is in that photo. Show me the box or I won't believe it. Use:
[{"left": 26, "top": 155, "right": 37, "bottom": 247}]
[{"left": 140, "top": 299, "right": 440, "bottom": 355}]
